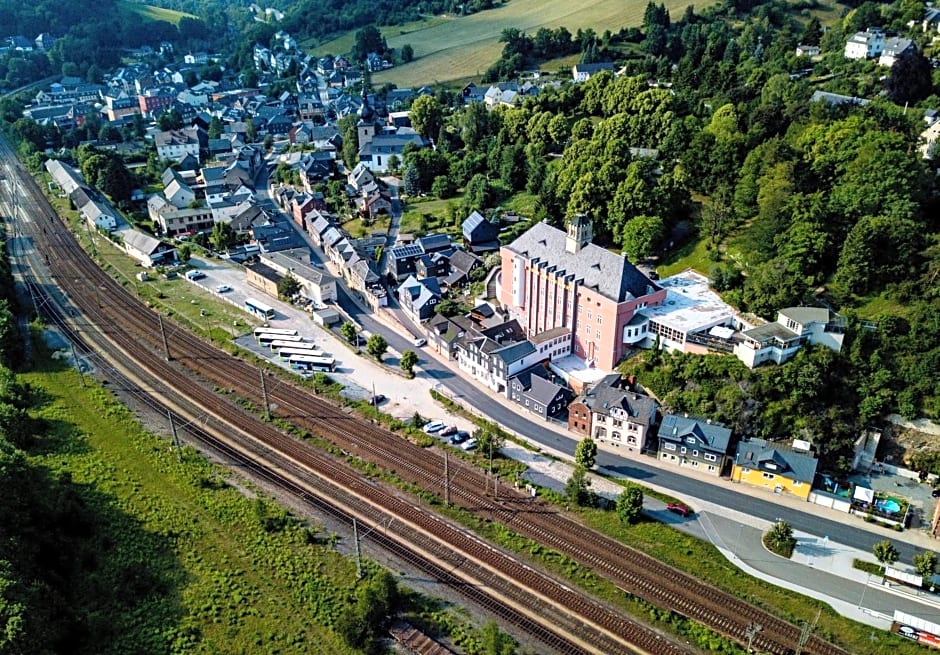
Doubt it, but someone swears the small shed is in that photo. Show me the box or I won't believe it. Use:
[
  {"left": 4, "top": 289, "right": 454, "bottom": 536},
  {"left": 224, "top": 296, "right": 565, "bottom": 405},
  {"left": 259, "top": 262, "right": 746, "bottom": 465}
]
[{"left": 313, "top": 308, "right": 340, "bottom": 327}]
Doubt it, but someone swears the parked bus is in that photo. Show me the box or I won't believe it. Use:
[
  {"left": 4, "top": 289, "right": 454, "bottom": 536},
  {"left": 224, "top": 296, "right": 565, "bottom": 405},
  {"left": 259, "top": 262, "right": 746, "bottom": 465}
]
[
  {"left": 253, "top": 327, "right": 299, "bottom": 339},
  {"left": 278, "top": 346, "right": 324, "bottom": 360},
  {"left": 245, "top": 298, "right": 275, "bottom": 320},
  {"left": 268, "top": 339, "right": 318, "bottom": 351},
  {"left": 289, "top": 354, "right": 336, "bottom": 372},
  {"left": 257, "top": 333, "right": 304, "bottom": 347}
]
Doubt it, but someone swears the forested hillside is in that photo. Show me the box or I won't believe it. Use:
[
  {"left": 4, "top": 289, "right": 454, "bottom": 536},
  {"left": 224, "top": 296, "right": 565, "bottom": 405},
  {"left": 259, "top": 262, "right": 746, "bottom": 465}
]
[{"left": 0, "top": 0, "right": 210, "bottom": 87}]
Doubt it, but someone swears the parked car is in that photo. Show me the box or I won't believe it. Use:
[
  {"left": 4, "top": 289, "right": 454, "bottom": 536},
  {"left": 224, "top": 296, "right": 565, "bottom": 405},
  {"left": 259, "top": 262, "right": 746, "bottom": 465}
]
[
  {"left": 414, "top": 338, "right": 427, "bottom": 347},
  {"left": 369, "top": 394, "right": 386, "bottom": 406},
  {"left": 216, "top": 284, "right": 232, "bottom": 293},
  {"left": 185, "top": 270, "right": 206, "bottom": 281},
  {"left": 460, "top": 438, "right": 478, "bottom": 451},
  {"left": 449, "top": 431, "right": 470, "bottom": 445},
  {"left": 422, "top": 420, "right": 445, "bottom": 434},
  {"left": 440, "top": 425, "right": 458, "bottom": 437},
  {"left": 666, "top": 502, "right": 691, "bottom": 517}
]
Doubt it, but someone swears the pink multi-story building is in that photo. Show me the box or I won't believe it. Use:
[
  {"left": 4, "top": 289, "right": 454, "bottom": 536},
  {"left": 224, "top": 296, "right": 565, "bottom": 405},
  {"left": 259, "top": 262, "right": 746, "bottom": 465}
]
[{"left": 499, "top": 216, "right": 666, "bottom": 372}]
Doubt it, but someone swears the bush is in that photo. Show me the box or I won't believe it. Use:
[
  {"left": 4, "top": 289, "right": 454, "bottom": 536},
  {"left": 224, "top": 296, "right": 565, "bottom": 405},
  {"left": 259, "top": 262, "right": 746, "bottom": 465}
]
[{"left": 764, "top": 521, "right": 797, "bottom": 558}]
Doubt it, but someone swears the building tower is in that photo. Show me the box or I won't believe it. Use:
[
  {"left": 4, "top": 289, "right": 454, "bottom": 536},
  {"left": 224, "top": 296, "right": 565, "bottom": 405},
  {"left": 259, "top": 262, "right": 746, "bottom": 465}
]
[
  {"left": 565, "top": 214, "right": 593, "bottom": 254},
  {"left": 356, "top": 84, "right": 377, "bottom": 151}
]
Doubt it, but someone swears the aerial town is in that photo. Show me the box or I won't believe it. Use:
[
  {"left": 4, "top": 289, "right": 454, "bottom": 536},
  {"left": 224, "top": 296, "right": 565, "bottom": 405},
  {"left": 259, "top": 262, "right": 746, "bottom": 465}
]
[{"left": 1, "top": 0, "right": 940, "bottom": 653}]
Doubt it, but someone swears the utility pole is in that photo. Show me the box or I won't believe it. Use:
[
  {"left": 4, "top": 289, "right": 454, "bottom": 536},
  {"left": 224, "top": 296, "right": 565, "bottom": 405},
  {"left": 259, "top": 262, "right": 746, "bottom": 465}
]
[
  {"left": 70, "top": 342, "right": 86, "bottom": 388},
  {"left": 158, "top": 314, "right": 171, "bottom": 361},
  {"left": 444, "top": 450, "right": 450, "bottom": 507},
  {"left": 259, "top": 368, "right": 271, "bottom": 420},
  {"left": 794, "top": 610, "right": 820, "bottom": 655},
  {"left": 167, "top": 409, "right": 182, "bottom": 462},
  {"left": 488, "top": 437, "right": 494, "bottom": 494},
  {"left": 353, "top": 518, "right": 362, "bottom": 579}
]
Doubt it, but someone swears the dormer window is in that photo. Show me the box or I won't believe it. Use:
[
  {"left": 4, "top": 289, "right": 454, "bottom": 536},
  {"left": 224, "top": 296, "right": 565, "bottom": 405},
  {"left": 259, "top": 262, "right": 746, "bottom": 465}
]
[{"left": 686, "top": 437, "right": 696, "bottom": 444}]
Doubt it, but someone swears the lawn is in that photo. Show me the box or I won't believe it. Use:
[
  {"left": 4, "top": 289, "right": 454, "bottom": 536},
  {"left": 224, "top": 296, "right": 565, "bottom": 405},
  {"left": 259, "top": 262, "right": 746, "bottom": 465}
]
[
  {"left": 399, "top": 197, "right": 461, "bottom": 235},
  {"left": 316, "top": 0, "right": 698, "bottom": 87},
  {"left": 341, "top": 213, "right": 391, "bottom": 238},
  {"left": 116, "top": 0, "right": 195, "bottom": 25},
  {"left": 64, "top": 212, "right": 257, "bottom": 340},
  {"left": 22, "top": 349, "right": 359, "bottom": 654},
  {"left": 656, "top": 236, "right": 716, "bottom": 278}
]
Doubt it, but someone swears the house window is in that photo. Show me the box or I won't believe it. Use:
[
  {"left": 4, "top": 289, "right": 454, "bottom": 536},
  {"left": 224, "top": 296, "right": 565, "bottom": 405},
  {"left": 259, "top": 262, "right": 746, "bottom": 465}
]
[
  {"left": 704, "top": 453, "right": 717, "bottom": 462},
  {"left": 686, "top": 437, "right": 696, "bottom": 444},
  {"left": 597, "top": 316, "right": 602, "bottom": 324},
  {"left": 762, "top": 472, "right": 775, "bottom": 480},
  {"left": 597, "top": 428, "right": 606, "bottom": 437},
  {"left": 612, "top": 432, "right": 621, "bottom": 441},
  {"left": 587, "top": 311, "right": 592, "bottom": 319},
  {"left": 680, "top": 446, "right": 687, "bottom": 454},
  {"left": 793, "top": 480, "right": 802, "bottom": 487},
  {"left": 692, "top": 450, "right": 699, "bottom": 457},
  {"left": 613, "top": 419, "right": 622, "bottom": 428},
  {"left": 741, "top": 467, "right": 750, "bottom": 474},
  {"left": 585, "top": 326, "right": 591, "bottom": 336}
]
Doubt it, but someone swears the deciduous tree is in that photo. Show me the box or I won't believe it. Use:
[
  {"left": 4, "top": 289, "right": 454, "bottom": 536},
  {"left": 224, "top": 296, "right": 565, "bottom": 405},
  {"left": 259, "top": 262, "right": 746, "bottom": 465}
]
[
  {"left": 575, "top": 437, "right": 597, "bottom": 469},
  {"left": 399, "top": 349, "right": 417, "bottom": 376},
  {"left": 366, "top": 334, "right": 387, "bottom": 361},
  {"left": 873, "top": 540, "right": 899, "bottom": 566},
  {"left": 617, "top": 484, "right": 644, "bottom": 524}
]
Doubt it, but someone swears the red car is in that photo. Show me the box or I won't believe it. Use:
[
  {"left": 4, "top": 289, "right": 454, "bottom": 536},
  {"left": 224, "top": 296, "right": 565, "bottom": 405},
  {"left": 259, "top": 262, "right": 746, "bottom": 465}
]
[{"left": 666, "top": 502, "right": 691, "bottom": 517}]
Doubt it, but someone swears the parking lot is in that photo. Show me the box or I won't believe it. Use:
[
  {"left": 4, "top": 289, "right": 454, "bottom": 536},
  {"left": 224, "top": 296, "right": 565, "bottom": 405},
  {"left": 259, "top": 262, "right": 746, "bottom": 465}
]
[{"left": 184, "top": 256, "right": 476, "bottom": 432}]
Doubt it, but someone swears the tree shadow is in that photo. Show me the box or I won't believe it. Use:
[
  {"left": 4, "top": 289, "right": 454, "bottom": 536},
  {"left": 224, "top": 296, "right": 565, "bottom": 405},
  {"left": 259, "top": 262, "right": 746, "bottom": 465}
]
[{"left": 2, "top": 429, "right": 189, "bottom": 654}]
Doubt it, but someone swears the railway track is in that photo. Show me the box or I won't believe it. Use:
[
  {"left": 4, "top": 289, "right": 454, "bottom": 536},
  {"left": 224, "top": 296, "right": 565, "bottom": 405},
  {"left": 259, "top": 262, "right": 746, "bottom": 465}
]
[{"left": 2, "top": 138, "right": 853, "bottom": 655}]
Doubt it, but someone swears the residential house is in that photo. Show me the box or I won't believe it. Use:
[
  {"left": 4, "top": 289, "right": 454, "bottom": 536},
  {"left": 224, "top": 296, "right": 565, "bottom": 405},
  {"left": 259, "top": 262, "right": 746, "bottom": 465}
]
[
  {"left": 386, "top": 234, "right": 454, "bottom": 282},
  {"left": 732, "top": 439, "right": 819, "bottom": 501},
  {"left": 356, "top": 189, "right": 392, "bottom": 219},
  {"left": 307, "top": 212, "right": 333, "bottom": 247},
  {"left": 455, "top": 320, "right": 542, "bottom": 394},
  {"left": 415, "top": 252, "right": 450, "bottom": 280},
  {"left": 568, "top": 374, "right": 657, "bottom": 455},
  {"left": 733, "top": 307, "right": 845, "bottom": 368},
  {"left": 571, "top": 62, "right": 615, "bottom": 82},
  {"left": 442, "top": 250, "right": 483, "bottom": 289},
  {"left": 147, "top": 195, "right": 214, "bottom": 237},
  {"left": 657, "top": 414, "right": 732, "bottom": 476},
  {"left": 878, "top": 37, "right": 914, "bottom": 66},
  {"left": 795, "top": 44, "right": 821, "bottom": 57},
  {"left": 844, "top": 28, "right": 885, "bottom": 59},
  {"left": 398, "top": 275, "right": 442, "bottom": 323},
  {"left": 259, "top": 249, "right": 337, "bottom": 304},
  {"left": 462, "top": 210, "right": 500, "bottom": 254},
  {"left": 155, "top": 127, "right": 202, "bottom": 162},
  {"left": 423, "top": 314, "right": 470, "bottom": 359},
  {"left": 508, "top": 364, "right": 573, "bottom": 420},
  {"left": 118, "top": 228, "right": 175, "bottom": 267},
  {"left": 162, "top": 168, "right": 195, "bottom": 208}
]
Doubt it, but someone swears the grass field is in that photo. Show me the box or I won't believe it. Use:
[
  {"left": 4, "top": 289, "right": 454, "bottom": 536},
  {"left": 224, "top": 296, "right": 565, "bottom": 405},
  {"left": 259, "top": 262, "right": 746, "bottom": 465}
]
[
  {"left": 116, "top": 0, "right": 196, "bottom": 25},
  {"left": 23, "top": 350, "right": 358, "bottom": 654},
  {"left": 315, "top": 0, "right": 696, "bottom": 87}
]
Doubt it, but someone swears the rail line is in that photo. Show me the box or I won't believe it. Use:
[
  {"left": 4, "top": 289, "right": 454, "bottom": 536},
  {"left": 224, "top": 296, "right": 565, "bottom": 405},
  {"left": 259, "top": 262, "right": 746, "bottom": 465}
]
[{"left": 1, "top": 137, "right": 852, "bottom": 655}]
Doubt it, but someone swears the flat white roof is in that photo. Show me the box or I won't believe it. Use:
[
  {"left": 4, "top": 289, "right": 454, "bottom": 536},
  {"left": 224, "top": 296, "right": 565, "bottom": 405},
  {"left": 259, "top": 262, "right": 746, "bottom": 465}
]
[
  {"left": 549, "top": 355, "right": 610, "bottom": 386},
  {"left": 640, "top": 270, "right": 736, "bottom": 336}
]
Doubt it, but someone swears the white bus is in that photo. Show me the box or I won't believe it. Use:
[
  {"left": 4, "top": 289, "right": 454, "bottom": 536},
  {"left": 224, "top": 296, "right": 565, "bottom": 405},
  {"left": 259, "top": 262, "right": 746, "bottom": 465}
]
[
  {"left": 278, "top": 346, "right": 324, "bottom": 360},
  {"left": 289, "top": 353, "right": 336, "bottom": 372},
  {"left": 258, "top": 333, "right": 304, "bottom": 347},
  {"left": 269, "top": 339, "right": 318, "bottom": 351},
  {"left": 245, "top": 298, "right": 275, "bottom": 320},
  {"left": 253, "top": 327, "right": 299, "bottom": 339}
]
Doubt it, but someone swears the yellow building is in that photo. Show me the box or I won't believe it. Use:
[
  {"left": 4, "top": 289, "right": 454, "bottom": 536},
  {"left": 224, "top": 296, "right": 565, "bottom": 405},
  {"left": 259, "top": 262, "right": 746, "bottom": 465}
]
[{"left": 731, "top": 439, "right": 818, "bottom": 501}]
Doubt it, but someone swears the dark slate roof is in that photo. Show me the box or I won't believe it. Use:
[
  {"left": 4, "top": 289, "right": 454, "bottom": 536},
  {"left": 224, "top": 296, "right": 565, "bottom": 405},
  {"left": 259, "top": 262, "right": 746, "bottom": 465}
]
[
  {"left": 492, "top": 340, "right": 537, "bottom": 365},
  {"left": 734, "top": 438, "right": 819, "bottom": 484},
  {"left": 580, "top": 374, "right": 657, "bottom": 425},
  {"left": 505, "top": 222, "right": 658, "bottom": 303},
  {"left": 418, "top": 233, "right": 453, "bottom": 253},
  {"left": 511, "top": 364, "right": 570, "bottom": 405},
  {"left": 658, "top": 414, "right": 732, "bottom": 453},
  {"left": 462, "top": 210, "right": 498, "bottom": 243}
]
